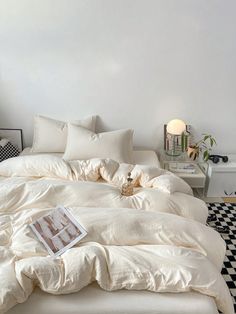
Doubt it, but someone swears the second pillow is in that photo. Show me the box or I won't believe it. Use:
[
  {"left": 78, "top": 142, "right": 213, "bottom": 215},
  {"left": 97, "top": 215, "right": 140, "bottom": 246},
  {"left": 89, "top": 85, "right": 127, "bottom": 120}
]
[{"left": 63, "top": 124, "right": 134, "bottom": 164}]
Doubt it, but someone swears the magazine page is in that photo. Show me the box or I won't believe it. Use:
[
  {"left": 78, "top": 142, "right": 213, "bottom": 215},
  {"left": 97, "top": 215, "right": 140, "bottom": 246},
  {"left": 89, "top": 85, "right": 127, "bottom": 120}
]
[{"left": 30, "top": 206, "right": 87, "bottom": 257}]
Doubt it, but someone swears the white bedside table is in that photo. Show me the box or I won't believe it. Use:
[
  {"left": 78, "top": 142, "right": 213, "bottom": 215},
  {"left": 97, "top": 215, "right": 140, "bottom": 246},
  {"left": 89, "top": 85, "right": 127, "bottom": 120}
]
[{"left": 159, "top": 151, "right": 207, "bottom": 192}]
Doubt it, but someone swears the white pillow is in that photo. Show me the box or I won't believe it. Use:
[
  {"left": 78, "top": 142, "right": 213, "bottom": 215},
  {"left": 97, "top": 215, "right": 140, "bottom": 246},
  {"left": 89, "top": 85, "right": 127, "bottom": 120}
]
[
  {"left": 31, "top": 115, "right": 96, "bottom": 153},
  {"left": 63, "top": 124, "right": 134, "bottom": 163}
]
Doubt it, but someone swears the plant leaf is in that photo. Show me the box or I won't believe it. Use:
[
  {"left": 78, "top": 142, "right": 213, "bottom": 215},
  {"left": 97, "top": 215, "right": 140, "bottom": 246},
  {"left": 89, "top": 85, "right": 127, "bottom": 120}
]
[{"left": 203, "top": 150, "right": 209, "bottom": 161}]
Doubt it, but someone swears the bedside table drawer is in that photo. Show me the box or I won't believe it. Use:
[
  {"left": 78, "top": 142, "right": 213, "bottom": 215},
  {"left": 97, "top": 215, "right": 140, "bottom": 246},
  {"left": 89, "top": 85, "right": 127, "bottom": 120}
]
[{"left": 206, "top": 158, "right": 236, "bottom": 197}]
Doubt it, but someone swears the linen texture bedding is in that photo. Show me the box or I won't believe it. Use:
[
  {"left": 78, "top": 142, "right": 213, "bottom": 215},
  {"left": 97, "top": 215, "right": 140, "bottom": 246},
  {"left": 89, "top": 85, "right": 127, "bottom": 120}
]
[{"left": 0, "top": 155, "right": 234, "bottom": 314}]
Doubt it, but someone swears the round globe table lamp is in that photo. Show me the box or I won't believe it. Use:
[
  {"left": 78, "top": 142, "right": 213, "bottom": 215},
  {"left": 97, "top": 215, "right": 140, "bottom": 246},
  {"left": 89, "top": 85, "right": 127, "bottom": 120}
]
[{"left": 166, "top": 119, "right": 186, "bottom": 156}]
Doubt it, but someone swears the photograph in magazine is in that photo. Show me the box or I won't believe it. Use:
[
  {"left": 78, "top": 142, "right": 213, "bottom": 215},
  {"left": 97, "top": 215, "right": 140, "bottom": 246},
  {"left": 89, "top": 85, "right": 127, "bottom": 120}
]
[{"left": 30, "top": 206, "right": 87, "bottom": 257}]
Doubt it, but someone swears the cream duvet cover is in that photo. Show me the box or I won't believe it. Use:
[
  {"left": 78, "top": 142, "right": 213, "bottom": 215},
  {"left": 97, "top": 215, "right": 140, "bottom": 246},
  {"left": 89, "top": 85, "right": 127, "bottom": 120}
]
[{"left": 0, "top": 155, "right": 234, "bottom": 314}]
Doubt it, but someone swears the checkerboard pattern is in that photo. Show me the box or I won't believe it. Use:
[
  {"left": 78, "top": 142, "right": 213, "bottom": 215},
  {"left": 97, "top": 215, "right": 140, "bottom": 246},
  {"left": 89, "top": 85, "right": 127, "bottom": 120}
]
[
  {"left": 0, "top": 141, "right": 19, "bottom": 162},
  {"left": 207, "top": 203, "right": 236, "bottom": 313}
]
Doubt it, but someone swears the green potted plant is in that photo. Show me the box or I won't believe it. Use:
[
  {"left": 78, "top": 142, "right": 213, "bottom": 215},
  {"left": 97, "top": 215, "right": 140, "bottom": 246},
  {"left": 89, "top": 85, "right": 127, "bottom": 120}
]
[{"left": 187, "top": 134, "right": 216, "bottom": 161}]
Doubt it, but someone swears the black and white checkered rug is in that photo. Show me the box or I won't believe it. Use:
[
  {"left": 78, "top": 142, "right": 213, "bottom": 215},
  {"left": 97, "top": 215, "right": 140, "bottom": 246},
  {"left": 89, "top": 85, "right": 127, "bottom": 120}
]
[{"left": 207, "top": 203, "right": 236, "bottom": 313}]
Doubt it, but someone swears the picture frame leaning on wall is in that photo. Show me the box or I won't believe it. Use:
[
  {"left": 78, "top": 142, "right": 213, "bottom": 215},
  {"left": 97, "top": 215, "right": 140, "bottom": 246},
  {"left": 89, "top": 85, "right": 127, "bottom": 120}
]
[{"left": 0, "top": 128, "right": 23, "bottom": 151}]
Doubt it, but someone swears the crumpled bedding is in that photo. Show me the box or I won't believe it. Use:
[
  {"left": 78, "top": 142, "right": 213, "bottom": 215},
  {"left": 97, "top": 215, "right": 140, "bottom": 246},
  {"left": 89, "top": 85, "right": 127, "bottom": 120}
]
[{"left": 0, "top": 155, "right": 234, "bottom": 314}]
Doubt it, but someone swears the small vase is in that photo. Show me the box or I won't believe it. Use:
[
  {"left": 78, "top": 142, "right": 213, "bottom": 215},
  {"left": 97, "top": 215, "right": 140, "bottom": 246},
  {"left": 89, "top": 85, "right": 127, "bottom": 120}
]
[
  {"left": 121, "top": 172, "right": 134, "bottom": 196},
  {"left": 187, "top": 146, "right": 199, "bottom": 160},
  {"left": 121, "top": 182, "right": 134, "bottom": 196}
]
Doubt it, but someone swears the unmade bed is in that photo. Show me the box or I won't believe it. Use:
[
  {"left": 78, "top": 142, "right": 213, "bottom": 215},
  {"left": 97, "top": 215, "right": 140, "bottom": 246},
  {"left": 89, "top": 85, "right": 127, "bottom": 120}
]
[{"left": 0, "top": 150, "right": 233, "bottom": 314}]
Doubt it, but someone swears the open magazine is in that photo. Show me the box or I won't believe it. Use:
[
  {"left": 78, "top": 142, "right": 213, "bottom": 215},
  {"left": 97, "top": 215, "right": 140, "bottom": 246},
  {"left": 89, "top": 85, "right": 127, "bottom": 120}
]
[{"left": 30, "top": 206, "right": 87, "bottom": 257}]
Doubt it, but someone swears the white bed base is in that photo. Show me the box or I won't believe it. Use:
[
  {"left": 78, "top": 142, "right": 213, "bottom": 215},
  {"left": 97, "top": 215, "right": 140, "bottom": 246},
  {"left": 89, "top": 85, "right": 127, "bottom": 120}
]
[{"left": 7, "top": 283, "right": 218, "bottom": 314}]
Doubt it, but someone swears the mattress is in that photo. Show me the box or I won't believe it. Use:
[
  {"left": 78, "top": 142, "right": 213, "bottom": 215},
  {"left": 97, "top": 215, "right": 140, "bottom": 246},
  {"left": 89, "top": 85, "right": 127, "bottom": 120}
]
[
  {"left": 6, "top": 150, "right": 218, "bottom": 314},
  {"left": 20, "top": 148, "right": 161, "bottom": 167},
  {"left": 7, "top": 283, "right": 218, "bottom": 314}
]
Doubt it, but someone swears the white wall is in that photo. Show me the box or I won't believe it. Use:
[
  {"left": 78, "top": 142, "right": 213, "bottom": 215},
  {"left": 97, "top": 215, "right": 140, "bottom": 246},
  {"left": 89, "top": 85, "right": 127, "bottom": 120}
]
[{"left": 0, "top": 0, "right": 236, "bottom": 153}]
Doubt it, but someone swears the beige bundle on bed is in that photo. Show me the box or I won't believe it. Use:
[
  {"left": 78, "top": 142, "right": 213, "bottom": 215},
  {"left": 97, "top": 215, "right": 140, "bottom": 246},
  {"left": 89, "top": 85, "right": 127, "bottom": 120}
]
[{"left": 0, "top": 155, "right": 234, "bottom": 314}]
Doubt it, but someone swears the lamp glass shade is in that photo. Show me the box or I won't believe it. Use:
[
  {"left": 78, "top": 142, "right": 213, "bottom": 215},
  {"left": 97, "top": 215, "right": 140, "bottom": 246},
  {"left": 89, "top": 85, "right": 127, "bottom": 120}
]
[{"left": 166, "top": 119, "right": 186, "bottom": 135}]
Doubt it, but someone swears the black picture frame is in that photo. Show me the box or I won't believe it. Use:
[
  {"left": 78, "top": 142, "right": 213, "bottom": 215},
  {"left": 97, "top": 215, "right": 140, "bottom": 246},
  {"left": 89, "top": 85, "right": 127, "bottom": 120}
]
[{"left": 0, "top": 128, "right": 23, "bottom": 151}]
